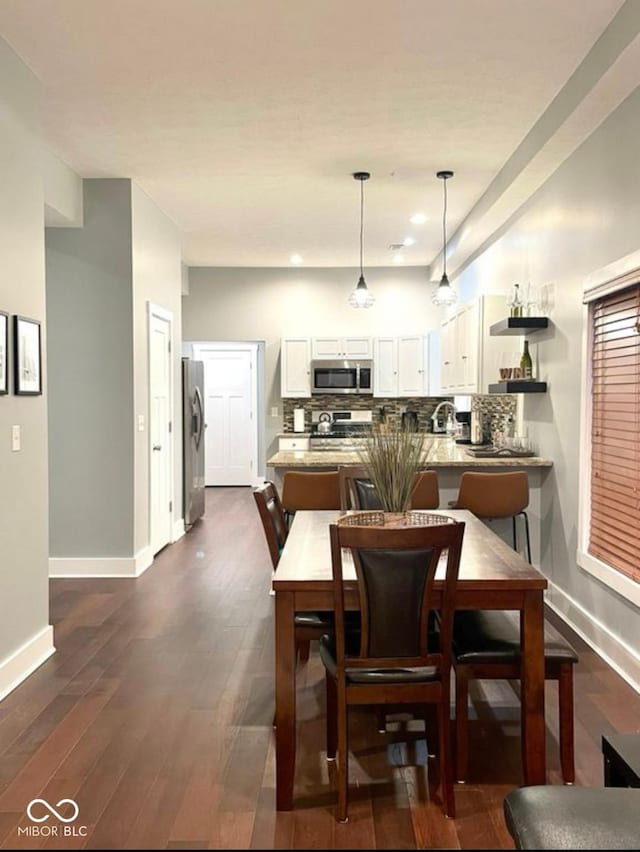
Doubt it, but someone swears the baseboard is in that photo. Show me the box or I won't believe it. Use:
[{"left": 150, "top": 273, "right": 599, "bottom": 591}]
[
  {"left": 172, "top": 518, "right": 185, "bottom": 542},
  {"left": 49, "top": 545, "right": 153, "bottom": 579},
  {"left": 547, "top": 580, "right": 640, "bottom": 694},
  {"left": 0, "top": 626, "right": 55, "bottom": 703}
]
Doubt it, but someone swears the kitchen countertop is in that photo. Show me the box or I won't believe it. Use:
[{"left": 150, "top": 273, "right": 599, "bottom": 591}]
[{"left": 267, "top": 440, "right": 553, "bottom": 469}]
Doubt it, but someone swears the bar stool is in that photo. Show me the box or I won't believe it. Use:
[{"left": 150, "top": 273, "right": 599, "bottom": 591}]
[
  {"left": 451, "top": 470, "right": 531, "bottom": 563},
  {"left": 281, "top": 470, "right": 341, "bottom": 525}
]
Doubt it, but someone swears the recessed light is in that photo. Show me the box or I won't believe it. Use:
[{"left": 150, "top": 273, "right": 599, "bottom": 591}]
[
  {"left": 403, "top": 236, "right": 416, "bottom": 246},
  {"left": 393, "top": 254, "right": 404, "bottom": 264},
  {"left": 289, "top": 254, "right": 303, "bottom": 265},
  {"left": 410, "top": 213, "right": 427, "bottom": 225}
]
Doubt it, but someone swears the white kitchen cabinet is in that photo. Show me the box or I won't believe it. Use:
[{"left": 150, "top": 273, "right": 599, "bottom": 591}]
[
  {"left": 278, "top": 436, "right": 310, "bottom": 451},
  {"left": 373, "top": 335, "right": 429, "bottom": 397},
  {"left": 281, "top": 337, "right": 311, "bottom": 397},
  {"left": 311, "top": 336, "right": 372, "bottom": 359},
  {"left": 439, "top": 296, "right": 519, "bottom": 393}
]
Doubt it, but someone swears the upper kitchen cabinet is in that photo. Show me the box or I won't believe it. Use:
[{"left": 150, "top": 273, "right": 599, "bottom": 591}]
[
  {"left": 281, "top": 337, "right": 311, "bottom": 397},
  {"left": 440, "top": 296, "right": 519, "bottom": 394},
  {"left": 373, "top": 335, "right": 429, "bottom": 397},
  {"left": 311, "top": 336, "right": 372, "bottom": 359}
]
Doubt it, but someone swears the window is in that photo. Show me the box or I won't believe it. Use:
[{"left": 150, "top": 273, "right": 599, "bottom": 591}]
[
  {"left": 579, "top": 252, "right": 640, "bottom": 606},
  {"left": 589, "top": 284, "right": 640, "bottom": 582}
]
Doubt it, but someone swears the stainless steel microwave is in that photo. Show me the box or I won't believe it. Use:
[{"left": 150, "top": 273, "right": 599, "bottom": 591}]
[{"left": 310, "top": 359, "right": 373, "bottom": 395}]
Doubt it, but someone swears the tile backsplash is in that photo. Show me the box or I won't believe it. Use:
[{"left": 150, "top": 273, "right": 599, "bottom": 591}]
[
  {"left": 282, "top": 395, "right": 453, "bottom": 432},
  {"left": 470, "top": 394, "right": 518, "bottom": 443},
  {"left": 283, "top": 393, "right": 517, "bottom": 442}
]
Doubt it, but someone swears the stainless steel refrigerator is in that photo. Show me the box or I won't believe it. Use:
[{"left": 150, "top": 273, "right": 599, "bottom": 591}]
[{"left": 182, "top": 357, "right": 205, "bottom": 528}]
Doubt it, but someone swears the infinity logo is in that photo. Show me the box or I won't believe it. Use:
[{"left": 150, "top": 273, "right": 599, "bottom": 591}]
[{"left": 26, "top": 799, "right": 79, "bottom": 823}]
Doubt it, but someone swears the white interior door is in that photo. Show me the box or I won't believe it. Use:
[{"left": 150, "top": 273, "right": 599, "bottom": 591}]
[
  {"left": 194, "top": 343, "right": 258, "bottom": 486},
  {"left": 149, "top": 306, "right": 173, "bottom": 555}
]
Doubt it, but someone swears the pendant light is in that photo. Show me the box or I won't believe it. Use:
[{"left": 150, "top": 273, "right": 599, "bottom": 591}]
[
  {"left": 432, "top": 169, "right": 457, "bottom": 306},
  {"left": 348, "top": 171, "right": 375, "bottom": 308}
]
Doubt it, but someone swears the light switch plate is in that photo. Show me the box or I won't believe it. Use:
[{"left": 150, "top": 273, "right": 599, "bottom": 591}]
[
  {"left": 270, "top": 406, "right": 279, "bottom": 417},
  {"left": 138, "top": 415, "right": 145, "bottom": 432},
  {"left": 11, "top": 425, "right": 21, "bottom": 452}
]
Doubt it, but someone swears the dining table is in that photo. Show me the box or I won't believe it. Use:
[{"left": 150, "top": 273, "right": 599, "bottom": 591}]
[{"left": 272, "top": 508, "right": 549, "bottom": 811}]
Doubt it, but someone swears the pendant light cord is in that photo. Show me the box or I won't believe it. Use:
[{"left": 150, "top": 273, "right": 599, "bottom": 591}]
[
  {"left": 359, "top": 177, "right": 365, "bottom": 278},
  {"left": 442, "top": 176, "right": 448, "bottom": 277}
]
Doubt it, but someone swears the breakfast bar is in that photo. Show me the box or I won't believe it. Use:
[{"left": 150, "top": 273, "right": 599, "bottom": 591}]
[{"left": 267, "top": 440, "right": 553, "bottom": 566}]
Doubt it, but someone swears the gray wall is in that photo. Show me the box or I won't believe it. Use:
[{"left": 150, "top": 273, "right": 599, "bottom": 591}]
[
  {"left": 455, "top": 83, "right": 640, "bottom": 678},
  {"left": 46, "top": 179, "right": 135, "bottom": 556},
  {"left": 182, "top": 266, "right": 436, "bottom": 459},
  {"left": 0, "top": 40, "right": 50, "bottom": 672},
  {"left": 46, "top": 179, "right": 184, "bottom": 562}
]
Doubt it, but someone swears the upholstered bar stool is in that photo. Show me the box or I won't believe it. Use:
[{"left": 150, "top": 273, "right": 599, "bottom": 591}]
[
  {"left": 451, "top": 470, "right": 531, "bottom": 562},
  {"left": 281, "top": 470, "right": 341, "bottom": 525}
]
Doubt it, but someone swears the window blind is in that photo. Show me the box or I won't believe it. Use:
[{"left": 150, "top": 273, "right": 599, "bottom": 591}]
[{"left": 589, "top": 283, "right": 640, "bottom": 583}]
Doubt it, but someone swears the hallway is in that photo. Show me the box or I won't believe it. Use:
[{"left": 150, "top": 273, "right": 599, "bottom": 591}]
[{"left": 0, "top": 488, "right": 637, "bottom": 849}]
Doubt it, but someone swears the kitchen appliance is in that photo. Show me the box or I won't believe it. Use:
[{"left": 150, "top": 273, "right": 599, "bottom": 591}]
[
  {"left": 317, "top": 412, "right": 332, "bottom": 434},
  {"left": 311, "top": 359, "right": 373, "bottom": 395},
  {"left": 401, "top": 409, "right": 419, "bottom": 431},
  {"left": 182, "top": 357, "right": 205, "bottom": 529},
  {"left": 470, "top": 409, "right": 484, "bottom": 445},
  {"left": 455, "top": 411, "right": 471, "bottom": 444},
  {"left": 310, "top": 410, "right": 373, "bottom": 450},
  {"left": 293, "top": 408, "right": 305, "bottom": 432}
]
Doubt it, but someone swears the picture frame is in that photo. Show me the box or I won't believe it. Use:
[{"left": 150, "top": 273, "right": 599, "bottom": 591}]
[
  {"left": 0, "top": 311, "right": 7, "bottom": 395},
  {"left": 13, "top": 315, "right": 42, "bottom": 396}
]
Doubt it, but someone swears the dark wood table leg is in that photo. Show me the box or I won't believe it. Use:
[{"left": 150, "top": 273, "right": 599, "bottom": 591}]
[
  {"left": 520, "top": 590, "right": 546, "bottom": 785},
  {"left": 275, "top": 590, "right": 296, "bottom": 810}
]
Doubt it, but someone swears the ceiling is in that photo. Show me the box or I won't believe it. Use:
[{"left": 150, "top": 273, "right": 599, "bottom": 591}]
[{"left": 0, "top": 0, "right": 627, "bottom": 267}]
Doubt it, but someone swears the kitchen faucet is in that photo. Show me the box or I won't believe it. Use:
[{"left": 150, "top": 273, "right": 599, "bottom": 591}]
[{"left": 431, "top": 400, "right": 457, "bottom": 434}]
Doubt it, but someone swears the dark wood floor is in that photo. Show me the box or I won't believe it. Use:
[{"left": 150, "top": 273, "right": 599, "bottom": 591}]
[{"left": 0, "top": 487, "right": 638, "bottom": 850}]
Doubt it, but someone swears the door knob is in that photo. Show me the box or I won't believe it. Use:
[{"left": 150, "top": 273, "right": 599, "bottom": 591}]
[{"left": 153, "top": 444, "right": 162, "bottom": 451}]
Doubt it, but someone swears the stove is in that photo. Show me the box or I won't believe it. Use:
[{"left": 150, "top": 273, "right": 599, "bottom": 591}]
[{"left": 309, "top": 410, "right": 373, "bottom": 451}]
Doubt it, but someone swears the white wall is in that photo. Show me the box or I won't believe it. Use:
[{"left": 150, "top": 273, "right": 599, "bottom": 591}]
[
  {"left": 43, "top": 148, "right": 83, "bottom": 228},
  {"left": 455, "top": 83, "right": 640, "bottom": 687},
  {"left": 131, "top": 184, "right": 184, "bottom": 551},
  {"left": 0, "top": 39, "right": 53, "bottom": 698},
  {"left": 182, "top": 265, "right": 436, "bottom": 456}
]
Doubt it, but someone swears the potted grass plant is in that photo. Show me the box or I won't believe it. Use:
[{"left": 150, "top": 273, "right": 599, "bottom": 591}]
[{"left": 356, "top": 421, "right": 424, "bottom": 514}]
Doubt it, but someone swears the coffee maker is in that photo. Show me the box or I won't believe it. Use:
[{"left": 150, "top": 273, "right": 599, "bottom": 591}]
[{"left": 455, "top": 411, "right": 471, "bottom": 444}]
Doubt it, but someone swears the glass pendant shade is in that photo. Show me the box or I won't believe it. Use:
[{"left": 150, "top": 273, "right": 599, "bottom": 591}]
[
  {"left": 349, "top": 171, "right": 374, "bottom": 309},
  {"left": 349, "top": 274, "right": 375, "bottom": 308},
  {"left": 432, "top": 170, "right": 457, "bottom": 305},
  {"left": 432, "top": 272, "right": 457, "bottom": 306}
]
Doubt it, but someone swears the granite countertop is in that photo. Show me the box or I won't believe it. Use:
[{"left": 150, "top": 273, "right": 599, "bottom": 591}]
[{"left": 267, "top": 439, "right": 553, "bottom": 468}]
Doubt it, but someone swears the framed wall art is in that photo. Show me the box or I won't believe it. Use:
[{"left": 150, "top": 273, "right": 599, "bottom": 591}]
[
  {"left": 0, "top": 311, "right": 7, "bottom": 394},
  {"left": 13, "top": 315, "right": 42, "bottom": 395}
]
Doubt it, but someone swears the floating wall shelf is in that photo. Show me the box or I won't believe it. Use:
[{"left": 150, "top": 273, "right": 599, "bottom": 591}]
[
  {"left": 489, "top": 317, "right": 550, "bottom": 336},
  {"left": 488, "top": 381, "right": 547, "bottom": 394}
]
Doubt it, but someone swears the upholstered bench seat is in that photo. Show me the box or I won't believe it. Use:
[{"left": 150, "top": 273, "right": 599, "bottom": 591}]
[
  {"left": 454, "top": 610, "right": 579, "bottom": 665},
  {"left": 504, "top": 785, "right": 640, "bottom": 849},
  {"left": 453, "top": 610, "right": 578, "bottom": 783}
]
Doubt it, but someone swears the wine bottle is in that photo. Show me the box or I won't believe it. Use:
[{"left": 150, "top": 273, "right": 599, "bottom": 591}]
[
  {"left": 520, "top": 340, "right": 533, "bottom": 379},
  {"left": 510, "top": 283, "right": 523, "bottom": 318}
]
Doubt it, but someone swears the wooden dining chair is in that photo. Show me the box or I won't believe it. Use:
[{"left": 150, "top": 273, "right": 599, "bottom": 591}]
[
  {"left": 253, "top": 481, "right": 336, "bottom": 662},
  {"left": 339, "top": 466, "right": 440, "bottom": 511},
  {"left": 338, "top": 465, "right": 381, "bottom": 511},
  {"left": 281, "top": 470, "right": 341, "bottom": 525},
  {"left": 321, "top": 516, "right": 466, "bottom": 822}
]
